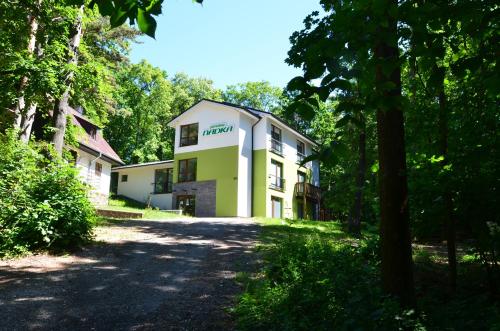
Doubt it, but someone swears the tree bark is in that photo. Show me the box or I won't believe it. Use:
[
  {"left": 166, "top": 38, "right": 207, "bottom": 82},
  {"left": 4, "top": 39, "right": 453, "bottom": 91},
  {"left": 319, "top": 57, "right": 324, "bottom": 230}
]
[
  {"left": 349, "top": 119, "right": 366, "bottom": 237},
  {"left": 52, "top": 5, "right": 84, "bottom": 154},
  {"left": 14, "top": 0, "right": 40, "bottom": 142},
  {"left": 375, "top": 1, "right": 415, "bottom": 308},
  {"left": 438, "top": 86, "right": 457, "bottom": 292}
]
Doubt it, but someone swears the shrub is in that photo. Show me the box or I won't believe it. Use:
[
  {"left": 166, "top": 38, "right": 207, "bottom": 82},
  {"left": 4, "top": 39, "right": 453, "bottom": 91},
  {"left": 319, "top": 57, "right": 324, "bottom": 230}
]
[
  {"left": 235, "top": 235, "right": 423, "bottom": 330},
  {"left": 0, "top": 131, "right": 96, "bottom": 256}
]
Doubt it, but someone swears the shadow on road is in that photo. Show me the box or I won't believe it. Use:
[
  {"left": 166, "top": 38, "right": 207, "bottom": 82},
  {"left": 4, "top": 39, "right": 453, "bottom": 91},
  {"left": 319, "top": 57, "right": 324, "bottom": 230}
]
[{"left": 0, "top": 218, "right": 259, "bottom": 331}]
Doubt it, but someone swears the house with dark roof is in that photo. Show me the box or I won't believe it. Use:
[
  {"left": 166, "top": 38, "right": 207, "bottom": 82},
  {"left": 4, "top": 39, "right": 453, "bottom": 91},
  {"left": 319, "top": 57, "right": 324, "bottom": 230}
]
[{"left": 68, "top": 107, "right": 124, "bottom": 205}]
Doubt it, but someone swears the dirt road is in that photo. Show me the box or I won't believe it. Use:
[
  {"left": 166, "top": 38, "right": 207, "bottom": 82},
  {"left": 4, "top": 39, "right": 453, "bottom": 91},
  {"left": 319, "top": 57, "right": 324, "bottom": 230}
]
[{"left": 0, "top": 218, "right": 259, "bottom": 330}]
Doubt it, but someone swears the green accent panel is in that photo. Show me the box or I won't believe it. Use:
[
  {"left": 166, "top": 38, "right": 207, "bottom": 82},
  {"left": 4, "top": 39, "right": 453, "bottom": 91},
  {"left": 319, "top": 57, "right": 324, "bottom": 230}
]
[
  {"left": 252, "top": 149, "right": 267, "bottom": 217},
  {"left": 174, "top": 146, "right": 239, "bottom": 216}
]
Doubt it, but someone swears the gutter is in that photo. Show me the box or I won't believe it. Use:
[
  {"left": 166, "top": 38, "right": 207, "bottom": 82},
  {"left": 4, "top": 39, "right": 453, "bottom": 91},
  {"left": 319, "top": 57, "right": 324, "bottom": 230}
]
[{"left": 250, "top": 117, "right": 262, "bottom": 217}]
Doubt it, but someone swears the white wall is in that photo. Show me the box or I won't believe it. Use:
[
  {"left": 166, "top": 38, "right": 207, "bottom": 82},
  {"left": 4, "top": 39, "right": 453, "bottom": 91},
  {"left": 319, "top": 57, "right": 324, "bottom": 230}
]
[
  {"left": 75, "top": 149, "right": 112, "bottom": 196},
  {"left": 114, "top": 163, "right": 173, "bottom": 210},
  {"left": 171, "top": 101, "right": 241, "bottom": 154},
  {"left": 254, "top": 115, "right": 317, "bottom": 170},
  {"left": 237, "top": 113, "right": 253, "bottom": 217}
]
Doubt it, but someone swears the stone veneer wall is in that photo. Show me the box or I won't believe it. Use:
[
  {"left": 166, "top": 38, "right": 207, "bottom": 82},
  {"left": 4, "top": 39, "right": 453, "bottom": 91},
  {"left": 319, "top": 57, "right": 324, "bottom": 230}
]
[{"left": 172, "top": 180, "right": 216, "bottom": 217}]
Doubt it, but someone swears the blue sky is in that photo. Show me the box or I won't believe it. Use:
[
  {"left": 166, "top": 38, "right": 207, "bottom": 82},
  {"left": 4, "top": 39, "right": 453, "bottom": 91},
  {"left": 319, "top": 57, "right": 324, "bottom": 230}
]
[{"left": 130, "top": 0, "right": 322, "bottom": 89}]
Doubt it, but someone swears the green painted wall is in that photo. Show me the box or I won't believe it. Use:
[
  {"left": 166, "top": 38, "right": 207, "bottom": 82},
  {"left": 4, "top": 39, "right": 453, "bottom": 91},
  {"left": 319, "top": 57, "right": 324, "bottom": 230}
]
[
  {"left": 252, "top": 149, "right": 267, "bottom": 217},
  {"left": 174, "top": 145, "right": 239, "bottom": 216},
  {"left": 266, "top": 151, "right": 312, "bottom": 220}
]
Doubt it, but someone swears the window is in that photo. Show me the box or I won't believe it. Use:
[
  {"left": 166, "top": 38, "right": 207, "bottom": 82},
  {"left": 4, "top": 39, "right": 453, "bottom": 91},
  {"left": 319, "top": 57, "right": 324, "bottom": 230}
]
[
  {"left": 270, "top": 124, "right": 283, "bottom": 155},
  {"left": 297, "top": 140, "right": 306, "bottom": 163},
  {"left": 297, "top": 171, "right": 306, "bottom": 183},
  {"left": 269, "top": 159, "right": 284, "bottom": 190},
  {"left": 180, "top": 123, "right": 199, "bottom": 147},
  {"left": 95, "top": 162, "right": 102, "bottom": 177},
  {"left": 121, "top": 174, "right": 128, "bottom": 182},
  {"left": 178, "top": 158, "right": 197, "bottom": 182},
  {"left": 154, "top": 168, "right": 173, "bottom": 194}
]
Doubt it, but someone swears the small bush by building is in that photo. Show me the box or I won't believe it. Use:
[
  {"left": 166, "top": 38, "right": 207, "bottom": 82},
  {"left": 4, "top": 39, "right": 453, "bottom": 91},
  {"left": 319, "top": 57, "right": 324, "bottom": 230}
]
[{"left": 0, "top": 131, "right": 96, "bottom": 257}]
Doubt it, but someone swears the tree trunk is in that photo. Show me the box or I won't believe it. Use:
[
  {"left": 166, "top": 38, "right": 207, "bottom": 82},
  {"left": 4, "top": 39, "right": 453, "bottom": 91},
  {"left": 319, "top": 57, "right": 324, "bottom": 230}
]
[
  {"left": 438, "top": 87, "right": 457, "bottom": 292},
  {"left": 14, "top": 0, "right": 40, "bottom": 142},
  {"left": 52, "top": 5, "right": 84, "bottom": 154},
  {"left": 375, "top": 1, "right": 415, "bottom": 308},
  {"left": 349, "top": 119, "right": 366, "bottom": 237}
]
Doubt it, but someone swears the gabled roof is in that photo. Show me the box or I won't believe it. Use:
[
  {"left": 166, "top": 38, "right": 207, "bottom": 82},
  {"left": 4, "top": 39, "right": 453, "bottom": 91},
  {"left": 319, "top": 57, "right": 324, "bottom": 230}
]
[
  {"left": 168, "top": 99, "right": 318, "bottom": 146},
  {"left": 112, "top": 160, "right": 174, "bottom": 171},
  {"left": 69, "top": 108, "right": 124, "bottom": 165},
  {"left": 167, "top": 99, "right": 261, "bottom": 127}
]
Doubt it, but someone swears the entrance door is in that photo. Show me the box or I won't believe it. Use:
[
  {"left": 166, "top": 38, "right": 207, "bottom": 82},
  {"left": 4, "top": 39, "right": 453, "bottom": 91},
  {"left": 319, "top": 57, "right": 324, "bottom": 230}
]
[
  {"left": 271, "top": 196, "right": 282, "bottom": 219},
  {"left": 177, "top": 195, "right": 196, "bottom": 216},
  {"left": 297, "top": 201, "right": 304, "bottom": 219}
]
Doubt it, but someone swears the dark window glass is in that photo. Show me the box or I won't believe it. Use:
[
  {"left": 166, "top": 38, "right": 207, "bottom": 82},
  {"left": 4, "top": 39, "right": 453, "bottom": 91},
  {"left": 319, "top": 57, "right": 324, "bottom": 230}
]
[
  {"left": 270, "top": 125, "right": 283, "bottom": 155},
  {"left": 270, "top": 159, "right": 284, "bottom": 190},
  {"left": 271, "top": 124, "right": 281, "bottom": 141},
  {"left": 297, "top": 140, "right": 306, "bottom": 162},
  {"left": 121, "top": 174, "right": 128, "bottom": 182},
  {"left": 178, "top": 158, "right": 197, "bottom": 182},
  {"left": 95, "top": 162, "right": 102, "bottom": 177},
  {"left": 154, "top": 168, "right": 173, "bottom": 194},
  {"left": 180, "top": 123, "right": 199, "bottom": 147}
]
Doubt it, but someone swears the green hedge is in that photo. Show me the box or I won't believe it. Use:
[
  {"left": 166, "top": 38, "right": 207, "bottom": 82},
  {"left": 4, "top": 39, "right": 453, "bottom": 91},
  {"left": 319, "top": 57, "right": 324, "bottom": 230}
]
[{"left": 0, "top": 131, "right": 96, "bottom": 257}]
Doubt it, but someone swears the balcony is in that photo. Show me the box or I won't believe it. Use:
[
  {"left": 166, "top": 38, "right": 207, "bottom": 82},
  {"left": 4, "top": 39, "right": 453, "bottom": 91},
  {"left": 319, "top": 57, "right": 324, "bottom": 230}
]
[
  {"left": 269, "top": 138, "right": 283, "bottom": 156},
  {"left": 269, "top": 175, "right": 285, "bottom": 191},
  {"left": 294, "top": 182, "right": 321, "bottom": 201}
]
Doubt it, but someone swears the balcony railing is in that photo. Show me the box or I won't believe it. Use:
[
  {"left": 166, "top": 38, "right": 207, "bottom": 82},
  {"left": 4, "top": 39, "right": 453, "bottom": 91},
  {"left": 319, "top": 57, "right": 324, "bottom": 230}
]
[
  {"left": 270, "top": 138, "right": 283, "bottom": 155},
  {"left": 294, "top": 182, "right": 321, "bottom": 201},
  {"left": 269, "top": 175, "right": 285, "bottom": 191}
]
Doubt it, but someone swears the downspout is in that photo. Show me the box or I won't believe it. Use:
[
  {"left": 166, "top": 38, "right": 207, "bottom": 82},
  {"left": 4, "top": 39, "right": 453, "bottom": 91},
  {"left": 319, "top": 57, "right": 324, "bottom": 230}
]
[{"left": 250, "top": 117, "right": 262, "bottom": 217}]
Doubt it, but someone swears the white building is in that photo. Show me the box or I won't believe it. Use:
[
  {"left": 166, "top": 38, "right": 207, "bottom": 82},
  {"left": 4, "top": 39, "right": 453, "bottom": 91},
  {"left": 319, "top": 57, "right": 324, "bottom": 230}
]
[
  {"left": 69, "top": 108, "right": 124, "bottom": 205},
  {"left": 112, "top": 99, "right": 321, "bottom": 219}
]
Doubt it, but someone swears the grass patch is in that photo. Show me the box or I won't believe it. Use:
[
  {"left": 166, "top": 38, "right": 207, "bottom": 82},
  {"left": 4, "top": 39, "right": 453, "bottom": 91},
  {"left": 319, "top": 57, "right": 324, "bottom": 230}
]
[
  {"left": 100, "top": 196, "right": 184, "bottom": 220},
  {"left": 235, "top": 218, "right": 500, "bottom": 330}
]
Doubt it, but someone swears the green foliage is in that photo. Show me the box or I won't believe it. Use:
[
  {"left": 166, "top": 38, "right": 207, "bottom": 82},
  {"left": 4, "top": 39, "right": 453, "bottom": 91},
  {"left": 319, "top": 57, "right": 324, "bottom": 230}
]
[
  {"left": 88, "top": 0, "right": 203, "bottom": 38},
  {"left": 0, "top": 131, "right": 96, "bottom": 257},
  {"left": 235, "top": 221, "right": 422, "bottom": 330},
  {"left": 104, "top": 65, "right": 223, "bottom": 163},
  {"left": 222, "top": 81, "right": 287, "bottom": 115}
]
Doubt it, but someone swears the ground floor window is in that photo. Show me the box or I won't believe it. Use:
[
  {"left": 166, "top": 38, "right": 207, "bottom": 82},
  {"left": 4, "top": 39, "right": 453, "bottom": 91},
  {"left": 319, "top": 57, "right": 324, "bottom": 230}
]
[
  {"left": 154, "top": 168, "right": 173, "bottom": 194},
  {"left": 271, "top": 196, "right": 282, "bottom": 219},
  {"left": 177, "top": 195, "right": 195, "bottom": 216}
]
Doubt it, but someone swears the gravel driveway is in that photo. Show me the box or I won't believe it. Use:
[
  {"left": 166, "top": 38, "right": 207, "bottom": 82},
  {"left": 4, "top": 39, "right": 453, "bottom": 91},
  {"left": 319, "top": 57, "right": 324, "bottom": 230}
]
[{"left": 0, "top": 217, "right": 259, "bottom": 331}]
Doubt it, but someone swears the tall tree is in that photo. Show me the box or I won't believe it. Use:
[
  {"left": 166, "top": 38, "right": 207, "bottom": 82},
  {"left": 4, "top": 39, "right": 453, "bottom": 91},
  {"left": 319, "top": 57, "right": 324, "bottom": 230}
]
[
  {"left": 13, "top": 0, "right": 41, "bottom": 142},
  {"left": 286, "top": 0, "right": 415, "bottom": 306},
  {"left": 222, "top": 81, "right": 287, "bottom": 114},
  {"left": 52, "top": 4, "right": 84, "bottom": 154}
]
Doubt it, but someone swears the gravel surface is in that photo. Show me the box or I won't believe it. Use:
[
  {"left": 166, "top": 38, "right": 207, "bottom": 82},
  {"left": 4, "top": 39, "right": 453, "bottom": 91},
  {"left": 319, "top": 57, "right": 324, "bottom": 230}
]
[{"left": 0, "top": 217, "right": 259, "bottom": 331}]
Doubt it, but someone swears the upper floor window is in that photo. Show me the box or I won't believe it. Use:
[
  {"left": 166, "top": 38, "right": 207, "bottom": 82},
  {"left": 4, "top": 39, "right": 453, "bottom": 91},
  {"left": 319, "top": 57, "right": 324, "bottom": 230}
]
[
  {"left": 95, "top": 162, "right": 102, "bottom": 177},
  {"left": 154, "top": 168, "right": 173, "bottom": 194},
  {"left": 180, "top": 123, "right": 199, "bottom": 147},
  {"left": 178, "top": 158, "right": 197, "bottom": 182},
  {"left": 271, "top": 124, "right": 282, "bottom": 141},
  {"left": 270, "top": 124, "right": 283, "bottom": 155},
  {"left": 269, "top": 159, "right": 284, "bottom": 191},
  {"left": 297, "top": 140, "right": 306, "bottom": 163}
]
